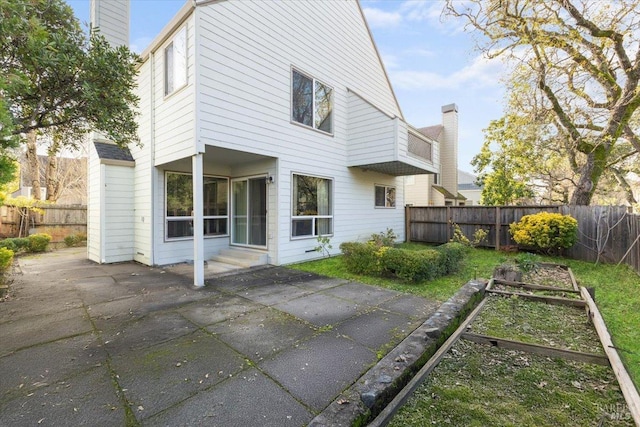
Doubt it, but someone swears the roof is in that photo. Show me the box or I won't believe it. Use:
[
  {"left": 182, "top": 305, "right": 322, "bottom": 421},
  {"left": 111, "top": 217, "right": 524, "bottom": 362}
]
[
  {"left": 459, "top": 183, "right": 482, "bottom": 191},
  {"left": 94, "top": 142, "right": 134, "bottom": 162},
  {"left": 418, "top": 125, "right": 443, "bottom": 140},
  {"left": 433, "top": 185, "right": 467, "bottom": 200}
]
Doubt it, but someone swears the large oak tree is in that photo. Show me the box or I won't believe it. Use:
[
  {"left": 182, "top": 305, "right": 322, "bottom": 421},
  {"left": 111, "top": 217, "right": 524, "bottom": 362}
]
[
  {"left": 447, "top": 0, "right": 640, "bottom": 205},
  {"left": 1, "top": 0, "right": 139, "bottom": 199}
]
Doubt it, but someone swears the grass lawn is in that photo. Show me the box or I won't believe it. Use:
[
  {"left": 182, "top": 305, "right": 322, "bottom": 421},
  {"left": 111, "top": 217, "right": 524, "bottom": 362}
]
[{"left": 288, "top": 244, "right": 640, "bottom": 390}]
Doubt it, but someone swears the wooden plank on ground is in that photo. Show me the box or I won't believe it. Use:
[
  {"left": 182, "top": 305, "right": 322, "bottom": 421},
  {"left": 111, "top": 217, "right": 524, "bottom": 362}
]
[
  {"left": 493, "top": 278, "right": 581, "bottom": 293},
  {"left": 486, "top": 289, "right": 586, "bottom": 308},
  {"left": 581, "top": 287, "right": 640, "bottom": 426},
  {"left": 461, "top": 332, "right": 610, "bottom": 366},
  {"left": 368, "top": 298, "right": 489, "bottom": 427}
]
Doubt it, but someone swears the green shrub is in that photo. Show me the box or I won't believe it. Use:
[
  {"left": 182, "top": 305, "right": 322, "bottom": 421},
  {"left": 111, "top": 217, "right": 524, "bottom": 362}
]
[
  {"left": 341, "top": 241, "right": 466, "bottom": 283},
  {"left": 28, "top": 233, "right": 51, "bottom": 253},
  {"left": 64, "top": 233, "right": 87, "bottom": 247},
  {"left": 369, "top": 228, "right": 398, "bottom": 248},
  {"left": 0, "top": 247, "right": 14, "bottom": 273},
  {"left": 509, "top": 212, "right": 578, "bottom": 254},
  {"left": 0, "top": 238, "right": 31, "bottom": 253},
  {"left": 339, "top": 242, "right": 381, "bottom": 275},
  {"left": 0, "top": 239, "right": 16, "bottom": 252},
  {"left": 436, "top": 242, "right": 467, "bottom": 274}
]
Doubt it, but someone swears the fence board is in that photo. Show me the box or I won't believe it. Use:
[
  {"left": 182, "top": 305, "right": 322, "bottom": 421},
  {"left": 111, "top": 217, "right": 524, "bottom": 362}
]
[{"left": 407, "top": 205, "right": 639, "bottom": 274}]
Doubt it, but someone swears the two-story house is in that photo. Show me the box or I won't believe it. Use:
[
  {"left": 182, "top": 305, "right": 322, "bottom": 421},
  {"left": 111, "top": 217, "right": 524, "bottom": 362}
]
[{"left": 87, "top": 0, "right": 443, "bottom": 286}]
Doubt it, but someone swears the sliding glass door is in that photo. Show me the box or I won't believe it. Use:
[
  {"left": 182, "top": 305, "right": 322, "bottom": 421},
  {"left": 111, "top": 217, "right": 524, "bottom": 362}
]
[{"left": 231, "top": 177, "right": 267, "bottom": 247}]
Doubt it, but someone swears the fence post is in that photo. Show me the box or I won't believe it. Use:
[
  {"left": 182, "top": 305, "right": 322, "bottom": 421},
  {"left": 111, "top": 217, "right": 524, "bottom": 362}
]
[
  {"left": 495, "top": 206, "right": 501, "bottom": 251},
  {"left": 405, "top": 205, "right": 411, "bottom": 243},
  {"left": 446, "top": 206, "right": 451, "bottom": 242}
]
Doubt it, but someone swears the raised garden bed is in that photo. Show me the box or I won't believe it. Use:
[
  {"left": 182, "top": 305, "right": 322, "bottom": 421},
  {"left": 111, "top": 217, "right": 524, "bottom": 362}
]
[{"left": 374, "top": 263, "right": 637, "bottom": 426}]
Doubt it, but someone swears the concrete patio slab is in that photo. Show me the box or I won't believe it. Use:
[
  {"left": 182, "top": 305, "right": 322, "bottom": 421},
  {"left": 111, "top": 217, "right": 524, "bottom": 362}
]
[{"left": 0, "top": 248, "right": 450, "bottom": 426}]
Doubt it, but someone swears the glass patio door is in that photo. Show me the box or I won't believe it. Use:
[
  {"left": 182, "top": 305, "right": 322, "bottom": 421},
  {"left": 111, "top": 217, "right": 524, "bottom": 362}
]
[{"left": 231, "top": 177, "right": 267, "bottom": 247}]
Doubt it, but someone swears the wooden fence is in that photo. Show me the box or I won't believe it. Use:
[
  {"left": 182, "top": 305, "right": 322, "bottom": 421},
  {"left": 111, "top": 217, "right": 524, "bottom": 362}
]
[
  {"left": 0, "top": 204, "right": 87, "bottom": 244},
  {"left": 406, "top": 205, "right": 640, "bottom": 273}
]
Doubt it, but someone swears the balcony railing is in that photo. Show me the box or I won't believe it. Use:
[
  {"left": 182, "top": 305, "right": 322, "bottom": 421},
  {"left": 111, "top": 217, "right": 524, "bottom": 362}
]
[{"left": 408, "top": 129, "right": 432, "bottom": 162}]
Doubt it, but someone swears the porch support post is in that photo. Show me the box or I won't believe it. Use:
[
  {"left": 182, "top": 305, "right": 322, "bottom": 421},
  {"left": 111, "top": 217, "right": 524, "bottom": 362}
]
[{"left": 192, "top": 153, "right": 205, "bottom": 287}]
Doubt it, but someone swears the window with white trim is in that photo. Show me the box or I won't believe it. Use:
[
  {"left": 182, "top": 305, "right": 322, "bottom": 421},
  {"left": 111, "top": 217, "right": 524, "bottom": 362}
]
[
  {"left": 291, "top": 69, "right": 333, "bottom": 133},
  {"left": 164, "top": 27, "right": 187, "bottom": 96},
  {"left": 165, "top": 172, "right": 228, "bottom": 239},
  {"left": 375, "top": 185, "right": 396, "bottom": 208},
  {"left": 292, "top": 174, "right": 333, "bottom": 237}
]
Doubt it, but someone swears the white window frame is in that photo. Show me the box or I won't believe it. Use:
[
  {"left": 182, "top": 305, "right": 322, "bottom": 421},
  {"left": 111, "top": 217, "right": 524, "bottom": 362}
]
[
  {"left": 291, "top": 173, "right": 334, "bottom": 239},
  {"left": 164, "top": 26, "right": 187, "bottom": 96},
  {"left": 165, "top": 171, "right": 229, "bottom": 240},
  {"left": 375, "top": 184, "right": 396, "bottom": 208},
  {"left": 291, "top": 68, "right": 333, "bottom": 135}
]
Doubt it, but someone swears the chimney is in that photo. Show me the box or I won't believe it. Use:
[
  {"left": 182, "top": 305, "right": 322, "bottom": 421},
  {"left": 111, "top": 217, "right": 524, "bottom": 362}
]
[
  {"left": 439, "top": 103, "right": 459, "bottom": 199},
  {"left": 90, "top": 0, "right": 129, "bottom": 48}
]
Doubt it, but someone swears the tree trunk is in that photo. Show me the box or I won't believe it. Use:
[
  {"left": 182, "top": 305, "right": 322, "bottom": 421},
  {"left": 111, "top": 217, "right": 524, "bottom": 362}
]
[
  {"left": 45, "top": 154, "right": 59, "bottom": 202},
  {"left": 570, "top": 147, "right": 607, "bottom": 206},
  {"left": 25, "top": 130, "right": 41, "bottom": 200}
]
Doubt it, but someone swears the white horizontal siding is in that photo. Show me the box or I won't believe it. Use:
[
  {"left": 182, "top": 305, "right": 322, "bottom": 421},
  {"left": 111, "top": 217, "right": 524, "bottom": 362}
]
[
  {"left": 103, "top": 165, "right": 134, "bottom": 263},
  {"left": 90, "top": 0, "right": 129, "bottom": 47},
  {"left": 87, "top": 143, "right": 102, "bottom": 263},
  {"left": 152, "top": 15, "right": 196, "bottom": 166}
]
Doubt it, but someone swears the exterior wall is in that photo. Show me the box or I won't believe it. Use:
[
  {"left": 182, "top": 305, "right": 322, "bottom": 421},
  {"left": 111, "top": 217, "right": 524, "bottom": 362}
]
[
  {"left": 103, "top": 165, "right": 135, "bottom": 262},
  {"left": 404, "top": 175, "right": 431, "bottom": 206},
  {"left": 347, "top": 91, "right": 397, "bottom": 166},
  {"left": 87, "top": 145, "right": 102, "bottom": 263},
  {"left": 193, "top": 0, "right": 406, "bottom": 265},
  {"left": 130, "top": 60, "right": 153, "bottom": 265},
  {"left": 90, "top": 0, "right": 129, "bottom": 47},
  {"left": 151, "top": 15, "right": 197, "bottom": 166}
]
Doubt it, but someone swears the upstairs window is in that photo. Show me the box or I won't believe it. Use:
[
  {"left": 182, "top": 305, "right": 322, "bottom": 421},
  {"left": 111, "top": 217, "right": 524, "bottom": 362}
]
[
  {"left": 375, "top": 185, "right": 396, "bottom": 208},
  {"left": 291, "top": 69, "right": 333, "bottom": 134},
  {"left": 165, "top": 27, "right": 187, "bottom": 96}
]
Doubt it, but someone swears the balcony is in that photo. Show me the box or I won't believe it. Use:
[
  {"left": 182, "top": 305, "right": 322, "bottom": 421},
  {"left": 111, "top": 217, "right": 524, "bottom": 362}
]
[{"left": 346, "top": 90, "right": 439, "bottom": 176}]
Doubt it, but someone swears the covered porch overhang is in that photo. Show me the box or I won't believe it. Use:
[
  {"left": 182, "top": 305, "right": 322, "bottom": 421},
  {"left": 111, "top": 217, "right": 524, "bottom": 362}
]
[
  {"left": 350, "top": 160, "right": 437, "bottom": 176},
  {"left": 157, "top": 146, "right": 277, "bottom": 287}
]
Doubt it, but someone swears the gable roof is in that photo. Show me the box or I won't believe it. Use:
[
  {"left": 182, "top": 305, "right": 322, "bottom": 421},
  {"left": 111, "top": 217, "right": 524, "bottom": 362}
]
[
  {"left": 94, "top": 142, "right": 134, "bottom": 162},
  {"left": 418, "top": 125, "right": 443, "bottom": 140}
]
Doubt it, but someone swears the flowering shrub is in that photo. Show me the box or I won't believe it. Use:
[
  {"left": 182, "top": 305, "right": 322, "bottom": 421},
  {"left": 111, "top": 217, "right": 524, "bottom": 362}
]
[
  {"left": 0, "top": 248, "right": 14, "bottom": 273},
  {"left": 509, "top": 212, "right": 578, "bottom": 254}
]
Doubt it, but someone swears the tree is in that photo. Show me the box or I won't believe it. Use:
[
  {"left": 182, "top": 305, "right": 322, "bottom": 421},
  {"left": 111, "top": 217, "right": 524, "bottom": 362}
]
[
  {"left": 0, "top": 0, "right": 139, "bottom": 196},
  {"left": 446, "top": 0, "right": 640, "bottom": 205}
]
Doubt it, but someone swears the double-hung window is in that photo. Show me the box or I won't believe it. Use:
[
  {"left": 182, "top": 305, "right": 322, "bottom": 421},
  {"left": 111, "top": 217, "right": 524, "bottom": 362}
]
[
  {"left": 375, "top": 185, "right": 396, "bottom": 208},
  {"left": 292, "top": 174, "right": 333, "bottom": 238},
  {"left": 291, "top": 69, "right": 333, "bottom": 134},
  {"left": 165, "top": 27, "right": 187, "bottom": 96},
  {"left": 166, "top": 172, "right": 229, "bottom": 239}
]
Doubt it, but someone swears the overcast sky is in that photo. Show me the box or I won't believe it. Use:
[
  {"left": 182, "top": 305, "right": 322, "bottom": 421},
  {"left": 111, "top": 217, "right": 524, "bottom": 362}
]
[{"left": 68, "top": 0, "right": 509, "bottom": 173}]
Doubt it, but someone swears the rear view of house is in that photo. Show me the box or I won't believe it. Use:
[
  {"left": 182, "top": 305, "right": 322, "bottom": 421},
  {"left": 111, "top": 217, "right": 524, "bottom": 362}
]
[{"left": 88, "top": 0, "right": 442, "bottom": 286}]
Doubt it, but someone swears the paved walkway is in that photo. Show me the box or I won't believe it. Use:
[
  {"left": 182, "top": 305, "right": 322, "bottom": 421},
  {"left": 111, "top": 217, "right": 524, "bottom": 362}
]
[{"left": 0, "top": 248, "right": 439, "bottom": 426}]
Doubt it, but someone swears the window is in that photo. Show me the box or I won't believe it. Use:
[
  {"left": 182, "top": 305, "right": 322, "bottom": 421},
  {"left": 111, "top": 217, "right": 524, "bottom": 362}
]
[
  {"left": 166, "top": 172, "right": 228, "bottom": 239},
  {"left": 292, "top": 174, "right": 333, "bottom": 237},
  {"left": 375, "top": 185, "right": 396, "bottom": 208},
  {"left": 291, "top": 69, "right": 333, "bottom": 133},
  {"left": 165, "top": 27, "right": 187, "bottom": 96}
]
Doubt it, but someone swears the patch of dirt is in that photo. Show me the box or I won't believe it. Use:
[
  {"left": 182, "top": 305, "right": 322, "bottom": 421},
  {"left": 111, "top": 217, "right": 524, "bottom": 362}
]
[{"left": 522, "top": 264, "right": 574, "bottom": 289}]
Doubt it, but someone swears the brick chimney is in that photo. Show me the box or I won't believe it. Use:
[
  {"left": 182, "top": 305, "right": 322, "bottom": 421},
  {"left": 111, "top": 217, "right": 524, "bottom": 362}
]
[{"left": 90, "top": 0, "right": 129, "bottom": 48}]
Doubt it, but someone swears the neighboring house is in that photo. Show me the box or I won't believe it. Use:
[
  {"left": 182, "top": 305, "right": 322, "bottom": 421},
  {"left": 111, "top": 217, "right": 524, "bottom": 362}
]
[
  {"left": 88, "top": 0, "right": 443, "bottom": 286},
  {"left": 458, "top": 170, "right": 483, "bottom": 206},
  {"left": 12, "top": 154, "right": 87, "bottom": 205},
  {"left": 404, "top": 105, "right": 466, "bottom": 206}
]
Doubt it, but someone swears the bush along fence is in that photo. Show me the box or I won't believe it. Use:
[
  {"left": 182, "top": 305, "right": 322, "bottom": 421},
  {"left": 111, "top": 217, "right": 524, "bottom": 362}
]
[
  {"left": 0, "top": 204, "right": 87, "bottom": 245},
  {"left": 405, "top": 205, "right": 639, "bottom": 273}
]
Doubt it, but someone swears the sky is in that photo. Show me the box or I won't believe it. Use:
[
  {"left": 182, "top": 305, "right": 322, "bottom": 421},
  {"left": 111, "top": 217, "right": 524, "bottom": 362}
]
[{"left": 68, "top": 0, "right": 509, "bottom": 173}]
